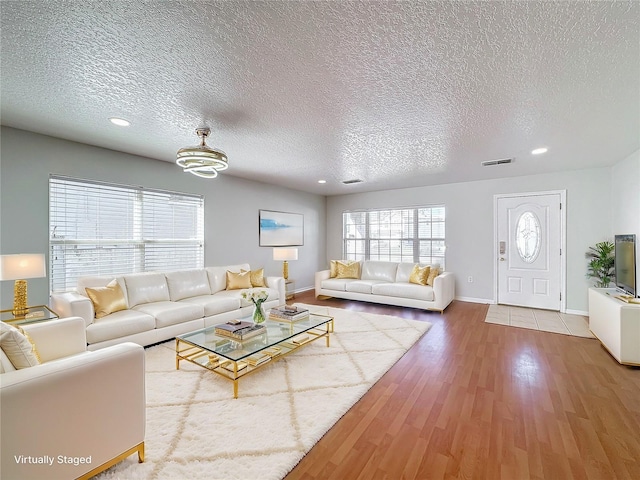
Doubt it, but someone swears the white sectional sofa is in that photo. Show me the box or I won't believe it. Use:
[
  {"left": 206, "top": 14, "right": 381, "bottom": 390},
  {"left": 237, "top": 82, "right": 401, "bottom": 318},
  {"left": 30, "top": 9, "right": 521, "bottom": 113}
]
[
  {"left": 315, "top": 260, "right": 455, "bottom": 313},
  {"left": 1, "top": 316, "right": 145, "bottom": 480},
  {"left": 51, "top": 264, "right": 285, "bottom": 350}
]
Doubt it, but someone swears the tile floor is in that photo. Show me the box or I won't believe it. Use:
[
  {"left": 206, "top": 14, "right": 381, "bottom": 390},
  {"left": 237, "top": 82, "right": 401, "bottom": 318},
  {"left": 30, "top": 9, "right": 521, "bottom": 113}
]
[{"left": 484, "top": 304, "right": 595, "bottom": 338}]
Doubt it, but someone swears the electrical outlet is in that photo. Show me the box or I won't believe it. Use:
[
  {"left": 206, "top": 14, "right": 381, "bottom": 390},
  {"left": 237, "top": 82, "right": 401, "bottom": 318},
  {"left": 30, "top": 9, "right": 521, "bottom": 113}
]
[{"left": 467, "top": 276, "right": 473, "bottom": 283}]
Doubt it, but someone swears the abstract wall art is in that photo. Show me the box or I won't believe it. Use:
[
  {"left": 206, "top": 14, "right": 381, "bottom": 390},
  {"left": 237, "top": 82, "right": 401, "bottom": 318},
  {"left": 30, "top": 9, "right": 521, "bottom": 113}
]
[{"left": 259, "top": 210, "right": 304, "bottom": 246}]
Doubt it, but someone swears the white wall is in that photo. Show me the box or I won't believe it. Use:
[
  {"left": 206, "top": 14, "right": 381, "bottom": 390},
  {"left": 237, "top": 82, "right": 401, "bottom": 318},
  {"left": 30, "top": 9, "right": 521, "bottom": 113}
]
[
  {"left": 612, "top": 149, "right": 640, "bottom": 295},
  {"left": 0, "top": 127, "right": 326, "bottom": 309},
  {"left": 326, "top": 168, "right": 615, "bottom": 313},
  {"left": 3, "top": 124, "right": 635, "bottom": 313}
]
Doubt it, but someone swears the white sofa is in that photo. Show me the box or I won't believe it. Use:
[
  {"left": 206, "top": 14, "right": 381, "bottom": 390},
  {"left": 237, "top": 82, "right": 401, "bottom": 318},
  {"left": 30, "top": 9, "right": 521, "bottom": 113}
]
[
  {"left": 51, "top": 264, "right": 285, "bottom": 350},
  {"left": 315, "top": 260, "right": 455, "bottom": 313},
  {"left": 1, "top": 316, "right": 145, "bottom": 480}
]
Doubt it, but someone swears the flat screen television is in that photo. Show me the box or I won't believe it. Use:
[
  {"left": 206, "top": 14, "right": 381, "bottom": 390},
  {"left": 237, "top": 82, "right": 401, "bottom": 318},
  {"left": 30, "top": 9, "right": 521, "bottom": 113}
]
[{"left": 615, "top": 234, "right": 637, "bottom": 297}]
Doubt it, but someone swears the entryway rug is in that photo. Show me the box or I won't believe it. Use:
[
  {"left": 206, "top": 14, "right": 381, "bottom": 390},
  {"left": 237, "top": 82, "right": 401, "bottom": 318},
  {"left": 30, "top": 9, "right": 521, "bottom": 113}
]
[
  {"left": 96, "top": 304, "right": 432, "bottom": 480},
  {"left": 484, "top": 304, "right": 594, "bottom": 338}
]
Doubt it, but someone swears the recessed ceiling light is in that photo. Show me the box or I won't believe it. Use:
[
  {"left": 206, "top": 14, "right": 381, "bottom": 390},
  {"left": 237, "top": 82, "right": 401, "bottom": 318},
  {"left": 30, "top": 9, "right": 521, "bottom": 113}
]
[
  {"left": 109, "top": 117, "right": 130, "bottom": 127},
  {"left": 318, "top": 180, "right": 327, "bottom": 184},
  {"left": 531, "top": 147, "right": 548, "bottom": 155}
]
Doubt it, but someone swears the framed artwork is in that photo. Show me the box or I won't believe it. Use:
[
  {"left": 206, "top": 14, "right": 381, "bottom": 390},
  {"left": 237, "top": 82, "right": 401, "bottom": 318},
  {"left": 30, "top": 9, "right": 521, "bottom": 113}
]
[{"left": 259, "top": 210, "right": 304, "bottom": 246}]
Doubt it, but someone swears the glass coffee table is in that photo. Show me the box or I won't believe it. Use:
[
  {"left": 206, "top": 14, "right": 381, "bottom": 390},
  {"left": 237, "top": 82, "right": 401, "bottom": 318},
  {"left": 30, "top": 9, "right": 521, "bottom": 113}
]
[{"left": 176, "top": 313, "right": 334, "bottom": 398}]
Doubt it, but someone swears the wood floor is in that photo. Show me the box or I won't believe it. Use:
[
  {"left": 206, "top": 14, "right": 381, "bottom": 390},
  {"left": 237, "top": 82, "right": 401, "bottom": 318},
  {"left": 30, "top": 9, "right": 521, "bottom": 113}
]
[{"left": 285, "top": 292, "right": 640, "bottom": 480}]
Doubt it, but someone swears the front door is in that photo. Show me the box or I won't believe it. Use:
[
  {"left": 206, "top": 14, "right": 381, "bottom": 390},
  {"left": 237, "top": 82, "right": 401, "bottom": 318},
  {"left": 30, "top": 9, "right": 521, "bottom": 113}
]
[{"left": 496, "top": 192, "right": 563, "bottom": 310}]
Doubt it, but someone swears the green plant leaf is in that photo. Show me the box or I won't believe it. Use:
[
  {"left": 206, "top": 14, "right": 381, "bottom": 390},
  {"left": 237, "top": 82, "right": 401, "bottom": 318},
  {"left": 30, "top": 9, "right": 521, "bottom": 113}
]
[{"left": 585, "top": 240, "right": 615, "bottom": 287}]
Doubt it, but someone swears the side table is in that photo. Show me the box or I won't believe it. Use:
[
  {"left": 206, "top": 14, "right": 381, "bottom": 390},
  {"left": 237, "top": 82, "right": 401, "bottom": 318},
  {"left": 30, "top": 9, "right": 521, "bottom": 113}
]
[{"left": 1, "top": 305, "right": 60, "bottom": 326}]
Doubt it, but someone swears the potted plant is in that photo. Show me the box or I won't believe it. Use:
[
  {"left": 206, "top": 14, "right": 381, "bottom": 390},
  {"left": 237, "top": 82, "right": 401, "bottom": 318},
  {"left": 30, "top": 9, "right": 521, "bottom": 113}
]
[{"left": 585, "top": 241, "right": 615, "bottom": 287}]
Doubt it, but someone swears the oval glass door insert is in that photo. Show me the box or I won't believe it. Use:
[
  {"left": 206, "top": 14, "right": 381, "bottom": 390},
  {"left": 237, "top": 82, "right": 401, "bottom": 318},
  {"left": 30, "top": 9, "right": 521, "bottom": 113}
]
[{"left": 515, "top": 211, "right": 541, "bottom": 263}]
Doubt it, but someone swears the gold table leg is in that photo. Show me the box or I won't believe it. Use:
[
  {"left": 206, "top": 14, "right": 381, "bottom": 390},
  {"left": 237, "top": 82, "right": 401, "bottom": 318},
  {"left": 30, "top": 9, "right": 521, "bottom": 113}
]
[{"left": 175, "top": 339, "right": 180, "bottom": 370}]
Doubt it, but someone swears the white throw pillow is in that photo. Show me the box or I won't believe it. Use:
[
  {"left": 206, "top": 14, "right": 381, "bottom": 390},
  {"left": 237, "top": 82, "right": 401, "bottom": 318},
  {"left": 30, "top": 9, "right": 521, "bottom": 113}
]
[
  {"left": 0, "top": 322, "right": 41, "bottom": 369},
  {"left": 0, "top": 348, "right": 15, "bottom": 372}
]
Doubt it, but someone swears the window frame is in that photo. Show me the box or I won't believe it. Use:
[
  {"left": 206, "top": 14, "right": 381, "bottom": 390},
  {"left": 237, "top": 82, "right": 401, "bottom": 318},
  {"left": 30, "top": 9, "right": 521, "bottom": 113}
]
[
  {"left": 342, "top": 205, "right": 445, "bottom": 268},
  {"left": 49, "top": 175, "right": 204, "bottom": 293}
]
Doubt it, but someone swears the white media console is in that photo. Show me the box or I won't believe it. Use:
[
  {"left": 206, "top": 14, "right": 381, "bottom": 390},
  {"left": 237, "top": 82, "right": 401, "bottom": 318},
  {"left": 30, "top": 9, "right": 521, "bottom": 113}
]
[{"left": 588, "top": 288, "right": 640, "bottom": 365}]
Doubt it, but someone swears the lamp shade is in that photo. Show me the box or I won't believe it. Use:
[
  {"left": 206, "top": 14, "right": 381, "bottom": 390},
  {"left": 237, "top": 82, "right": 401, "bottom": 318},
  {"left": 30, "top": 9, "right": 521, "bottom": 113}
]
[
  {"left": 273, "top": 248, "right": 298, "bottom": 261},
  {"left": 0, "top": 254, "right": 46, "bottom": 281}
]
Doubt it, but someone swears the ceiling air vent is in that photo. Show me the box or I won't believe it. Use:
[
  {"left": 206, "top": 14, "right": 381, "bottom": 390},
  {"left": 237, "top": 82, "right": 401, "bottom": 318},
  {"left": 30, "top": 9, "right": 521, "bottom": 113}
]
[
  {"left": 342, "top": 179, "right": 363, "bottom": 185},
  {"left": 481, "top": 157, "right": 514, "bottom": 167}
]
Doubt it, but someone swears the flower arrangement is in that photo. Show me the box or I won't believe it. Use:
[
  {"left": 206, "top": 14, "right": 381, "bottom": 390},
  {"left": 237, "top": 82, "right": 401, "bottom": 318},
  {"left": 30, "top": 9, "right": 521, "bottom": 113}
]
[{"left": 241, "top": 290, "right": 268, "bottom": 323}]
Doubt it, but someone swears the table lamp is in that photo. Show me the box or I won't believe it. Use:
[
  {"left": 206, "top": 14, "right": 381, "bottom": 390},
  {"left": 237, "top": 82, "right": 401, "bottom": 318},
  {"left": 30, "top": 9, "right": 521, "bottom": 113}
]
[
  {"left": 273, "top": 248, "right": 298, "bottom": 280},
  {"left": 0, "top": 253, "right": 46, "bottom": 316}
]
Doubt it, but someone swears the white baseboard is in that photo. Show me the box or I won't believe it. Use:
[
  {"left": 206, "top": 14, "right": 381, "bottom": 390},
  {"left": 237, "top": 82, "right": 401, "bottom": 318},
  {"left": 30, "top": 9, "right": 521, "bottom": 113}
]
[
  {"left": 298, "top": 292, "right": 591, "bottom": 316},
  {"left": 452, "top": 296, "right": 589, "bottom": 316},
  {"left": 565, "top": 308, "right": 589, "bottom": 316},
  {"left": 294, "top": 286, "right": 314, "bottom": 294},
  {"left": 455, "top": 296, "right": 494, "bottom": 304}
]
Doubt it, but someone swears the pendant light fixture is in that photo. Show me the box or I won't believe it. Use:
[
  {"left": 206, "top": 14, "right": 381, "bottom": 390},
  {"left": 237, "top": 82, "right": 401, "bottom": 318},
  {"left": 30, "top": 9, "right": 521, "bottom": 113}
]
[{"left": 176, "top": 127, "right": 228, "bottom": 178}]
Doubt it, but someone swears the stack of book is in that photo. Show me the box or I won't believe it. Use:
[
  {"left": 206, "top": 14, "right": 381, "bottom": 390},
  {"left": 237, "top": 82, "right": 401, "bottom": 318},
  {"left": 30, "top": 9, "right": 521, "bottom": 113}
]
[
  {"left": 263, "top": 346, "right": 282, "bottom": 358},
  {"left": 220, "top": 360, "right": 248, "bottom": 373},
  {"left": 292, "top": 335, "right": 310, "bottom": 345},
  {"left": 214, "top": 321, "right": 266, "bottom": 340},
  {"left": 246, "top": 352, "right": 271, "bottom": 367},
  {"left": 269, "top": 305, "right": 310, "bottom": 322},
  {"left": 205, "top": 354, "right": 220, "bottom": 369}
]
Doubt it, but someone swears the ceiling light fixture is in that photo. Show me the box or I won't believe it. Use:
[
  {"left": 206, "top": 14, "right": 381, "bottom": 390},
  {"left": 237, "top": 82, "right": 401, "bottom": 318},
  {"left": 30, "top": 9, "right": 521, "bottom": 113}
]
[
  {"left": 176, "top": 127, "right": 228, "bottom": 179},
  {"left": 109, "top": 117, "right": 130, "bottom": 127},
  {"left": 318, "top": 180, "right": 327, "bottom": 184},
  {"left": 531, "top": 147, "right": 548, "bottom": 155}
]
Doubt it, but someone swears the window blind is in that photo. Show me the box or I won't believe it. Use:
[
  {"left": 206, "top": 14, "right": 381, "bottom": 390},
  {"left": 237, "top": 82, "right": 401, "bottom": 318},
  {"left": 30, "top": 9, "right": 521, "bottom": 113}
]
[
  {"left": 343, "top": 205, "right": 445, "bottom": 268},
  {"left": 49, "top": 175, "right": 204, "bottom": 293}
]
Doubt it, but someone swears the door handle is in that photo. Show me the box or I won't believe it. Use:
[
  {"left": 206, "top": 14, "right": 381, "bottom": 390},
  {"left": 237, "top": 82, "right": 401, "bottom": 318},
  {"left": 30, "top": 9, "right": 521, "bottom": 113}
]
[{"left": 500, "top": 257, "right": 505, "bottom": 261}]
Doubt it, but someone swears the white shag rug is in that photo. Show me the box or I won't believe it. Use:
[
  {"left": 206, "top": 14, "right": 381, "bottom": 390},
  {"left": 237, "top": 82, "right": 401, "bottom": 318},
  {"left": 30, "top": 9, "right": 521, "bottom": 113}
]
[{"left": 96, "top": 304, "right": 432, "bottom": 480}]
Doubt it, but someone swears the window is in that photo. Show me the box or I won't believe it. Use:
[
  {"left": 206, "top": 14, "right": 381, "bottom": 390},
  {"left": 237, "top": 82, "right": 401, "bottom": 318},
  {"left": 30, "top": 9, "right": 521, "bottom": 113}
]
[
  {"left": 515, "top": 211, "right": 541, "bottom": 263},
  {"left": 343, "top": 206, "right": 445, "bottom": 267},
  {"left": 49, "top": 175, "right": 204, "bottom": 293}
]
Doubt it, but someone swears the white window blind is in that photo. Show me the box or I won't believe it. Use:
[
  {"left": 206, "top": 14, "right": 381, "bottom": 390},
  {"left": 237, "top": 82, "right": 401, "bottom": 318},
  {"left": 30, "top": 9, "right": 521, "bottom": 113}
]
[
  {"left": 343, "top": 206, "right": 445, "bottom": 267},
  {"left": 49, "top": 175, "right": 204, "bottom": 293}
]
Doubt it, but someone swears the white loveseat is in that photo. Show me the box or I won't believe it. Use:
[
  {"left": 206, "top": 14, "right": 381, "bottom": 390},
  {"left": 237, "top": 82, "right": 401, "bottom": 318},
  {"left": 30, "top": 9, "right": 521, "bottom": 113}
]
[
  {"left": 315, "top": 260, "right": 455, "bottom": 313},
  {"left": 51, "top": 264, "right": 285, "bottom": 350},
  {"left": 1, "top": 316, "right": 145, "bottom": 480}
]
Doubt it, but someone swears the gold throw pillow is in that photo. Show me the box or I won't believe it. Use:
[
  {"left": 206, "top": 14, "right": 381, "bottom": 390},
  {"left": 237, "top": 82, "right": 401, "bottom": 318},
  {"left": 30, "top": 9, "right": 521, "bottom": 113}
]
[
  {"left": 226, "top": 270, "right": 252, "bottom": 290},
  {"left": 0, "top": 322, "right": 41, "bottom": 369},
  {"left": 426, "top": 267, "right": 441, "bottom": 286},
  {"left": 249, "top": 268, "right": 266, "bottom": 287},
  {"left": 409, "top": 264, "right": 430, "bottom": 286},
  {"left": 335, "top": 261, "right": 360, "bottom": 279},
  {"left": 330, "top": 260, "right": 339, "bottom": 278},
  {"left": 86, "top": 280, "right": 127, "bottom": 319}
]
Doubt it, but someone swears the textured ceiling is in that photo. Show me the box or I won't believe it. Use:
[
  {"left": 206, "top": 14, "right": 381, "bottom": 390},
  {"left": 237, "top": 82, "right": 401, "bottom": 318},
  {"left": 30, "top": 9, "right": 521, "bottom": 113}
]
[{"left": 1, "top": 1, "right": 639, "bottom": 195}]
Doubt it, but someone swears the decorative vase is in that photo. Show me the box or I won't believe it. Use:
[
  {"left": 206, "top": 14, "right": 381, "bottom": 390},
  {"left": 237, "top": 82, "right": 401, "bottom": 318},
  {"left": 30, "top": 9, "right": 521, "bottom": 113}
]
[{"left": 252, "top": 300, "right": 265, "bottom": 324}]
